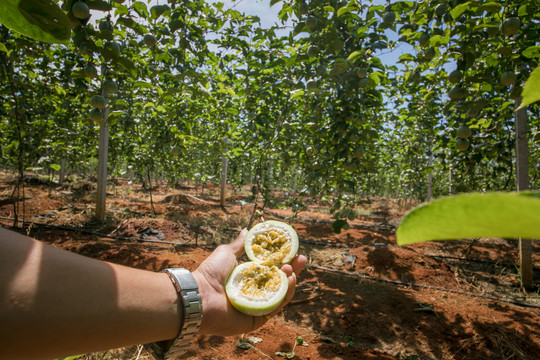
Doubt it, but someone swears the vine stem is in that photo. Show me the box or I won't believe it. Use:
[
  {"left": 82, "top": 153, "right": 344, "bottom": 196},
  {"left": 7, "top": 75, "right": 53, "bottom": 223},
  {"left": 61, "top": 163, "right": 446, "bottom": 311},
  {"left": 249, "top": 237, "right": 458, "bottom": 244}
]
[
  {"left": 248, "top": 93, "right": 292, "bottom": 229},
  {"left": 1, "top": 48, "right": 25, "bottom": 228}
]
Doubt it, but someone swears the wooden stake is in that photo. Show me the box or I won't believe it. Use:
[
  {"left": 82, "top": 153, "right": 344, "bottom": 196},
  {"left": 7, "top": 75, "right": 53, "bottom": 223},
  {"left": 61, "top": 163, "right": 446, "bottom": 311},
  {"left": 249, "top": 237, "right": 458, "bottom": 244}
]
[{"left": 515, "top": 98, "right": 533, "bottom": 288}]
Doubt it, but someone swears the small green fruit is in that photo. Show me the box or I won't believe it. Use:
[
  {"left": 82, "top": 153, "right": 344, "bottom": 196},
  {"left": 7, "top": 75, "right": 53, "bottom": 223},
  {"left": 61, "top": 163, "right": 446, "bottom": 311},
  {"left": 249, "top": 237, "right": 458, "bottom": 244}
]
[
  {"left": 143, "top": 34, "right": 157, "bottom": 47},
  {"left": 102, "top": 41, "right": 120, "bottom": 61},
  {"left": 169, "top": 19, "right": 183, "bottom": 32},
  {"left": 89, "top": 108, "right": 103, "bottom": 122},
  {"left": 72, "top": 1, "right": 90, "bottom": 20},
  {"left": 456, "top": 138, "right": 469, "bottom": 151},
  {"left": 457, "top": 125, "right": 472, "bottom": 139},
  {"left": 171, "top": 146, "right": 181, "bottom": 157},
  {"left": 99, "top": 20, "right": 114, "bottom": 33},
  {"left": 423, "top": 47, "right": 435, "bottom": 60},
  {"left": 306, "top": 78, "right": 319, "bottom": 92},
  {"left": 434, "top": 3, "right": 446, "bottom": 17},
  {"left": 298, "top": 2, "right": 309, "bottom": 15},
  {"left": 358, "top": 78, "right": 370, "bottom": 89},
  {"left": 356, "top": 67, "right": 368, "bottom": 78},
  {"left": 448, "top": 86, "right": 466, "bottom": 101},
  {"left": 83, "top": 64, "right": 98, "bottom": 79},
  {"left": 90, "top": 95, "right": 106, "bottom": 109},
  {"left": 103, "top": 79, "right": 118, "bottom": 95},
  {"left": 418, "top": 32, "right": 430, "bottom": 46},
  {"left": 306, "top": 16, "right": 318, "bottom": 30},
  {"left": 383, "top": 11, "right": 396, "bottom": 24},
  {"left": 501, "top": 17, "right": 520, "bottom": 36},
  {"left": 448, "top": 70, "right": 463, "bottom": 84},
  {"left": 500, "top": 71, "right": 517, "bottom": 86},
  {"left": 316, "top": 64, "right": 327, "bottom": 76},
  {"left": 307, "top": 45, "right": 319, "bottom": 58}
]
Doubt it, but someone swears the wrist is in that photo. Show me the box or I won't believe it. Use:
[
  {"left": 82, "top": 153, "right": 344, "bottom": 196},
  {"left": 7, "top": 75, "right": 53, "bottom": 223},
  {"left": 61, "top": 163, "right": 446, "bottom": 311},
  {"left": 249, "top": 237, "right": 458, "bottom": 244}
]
[{"left": 145, "top": 268, "right": 202, "bottom": 359}]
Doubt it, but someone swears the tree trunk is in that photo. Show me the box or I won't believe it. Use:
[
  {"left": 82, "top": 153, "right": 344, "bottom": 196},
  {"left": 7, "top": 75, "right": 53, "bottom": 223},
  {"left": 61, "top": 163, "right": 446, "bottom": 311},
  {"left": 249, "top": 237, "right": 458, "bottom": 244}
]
[
  {"left": 515, "top": 98, "right": 533, "bottom": 288},
  {"left": 427, "top": 146, "right": 433, "bottom": 202},
  {"left": 95, "top": 93, "right": 110, "bottom": 223},
  {"left": 448, "top": 163, "right": 453, "bottom": 195},
  {"left": 220, "top": 138, "right": 229, "bottom": 207},
  {"left": 59, "top": 157, "right": 67, "bottom": 185}
]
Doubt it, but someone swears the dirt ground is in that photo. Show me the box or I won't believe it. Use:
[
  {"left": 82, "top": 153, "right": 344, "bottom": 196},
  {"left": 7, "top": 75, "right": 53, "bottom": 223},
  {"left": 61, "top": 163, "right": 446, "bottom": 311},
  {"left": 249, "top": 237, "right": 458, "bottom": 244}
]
[{"left": 1, "top": 171, "right": 539, "bottom": 360}]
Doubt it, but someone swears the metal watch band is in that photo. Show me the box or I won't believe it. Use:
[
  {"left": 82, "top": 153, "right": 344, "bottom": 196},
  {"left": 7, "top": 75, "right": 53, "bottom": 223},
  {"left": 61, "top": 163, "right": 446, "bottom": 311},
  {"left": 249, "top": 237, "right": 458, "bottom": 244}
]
[{"left": 144, "top": 268, "right": 203, "bottom": 360}]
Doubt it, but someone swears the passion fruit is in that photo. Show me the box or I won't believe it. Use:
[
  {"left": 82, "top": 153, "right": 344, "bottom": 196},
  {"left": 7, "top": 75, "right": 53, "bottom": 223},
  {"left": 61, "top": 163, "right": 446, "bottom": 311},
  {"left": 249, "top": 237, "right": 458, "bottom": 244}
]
[
  {"left": 225, "top": 221, "right": 299, "bottom": 316},
  {"left": 244, "top": 221, "right": 299, "bottom": 266}
]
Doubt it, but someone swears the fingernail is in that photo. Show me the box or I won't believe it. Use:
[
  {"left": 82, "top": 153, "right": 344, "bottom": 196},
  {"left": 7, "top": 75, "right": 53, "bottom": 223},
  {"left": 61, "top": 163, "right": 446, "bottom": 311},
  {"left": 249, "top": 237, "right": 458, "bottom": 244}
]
[{"left": 240, "top": 228, "right": 248, "bottom": 235}]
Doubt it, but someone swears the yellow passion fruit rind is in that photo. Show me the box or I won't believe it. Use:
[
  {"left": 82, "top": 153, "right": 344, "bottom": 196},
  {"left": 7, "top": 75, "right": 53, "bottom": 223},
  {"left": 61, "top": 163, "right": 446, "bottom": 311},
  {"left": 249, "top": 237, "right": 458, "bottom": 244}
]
[{"left": 225, "top": 221, "right": 299, "bottom": 316}]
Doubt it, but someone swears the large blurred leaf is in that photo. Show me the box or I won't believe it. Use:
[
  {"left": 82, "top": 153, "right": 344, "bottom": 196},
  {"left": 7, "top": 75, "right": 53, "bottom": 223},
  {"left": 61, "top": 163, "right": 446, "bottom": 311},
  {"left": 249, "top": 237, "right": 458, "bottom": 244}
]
[
  {"left": 0, "top": 0, "right": 70, "bottom": 44},
  {"left": 518, "top": 66, "right": 540, "bottom": 109},
  {"left": 397, "top": 192, "right": 540, "bottom": 245}
]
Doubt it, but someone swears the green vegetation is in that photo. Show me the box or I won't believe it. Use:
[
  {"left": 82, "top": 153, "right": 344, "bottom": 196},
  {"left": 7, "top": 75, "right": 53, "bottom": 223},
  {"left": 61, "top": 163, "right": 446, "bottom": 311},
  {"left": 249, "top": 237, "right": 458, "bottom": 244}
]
[{"left": 0, "top": 0, "right": 538, "bottom": 236}]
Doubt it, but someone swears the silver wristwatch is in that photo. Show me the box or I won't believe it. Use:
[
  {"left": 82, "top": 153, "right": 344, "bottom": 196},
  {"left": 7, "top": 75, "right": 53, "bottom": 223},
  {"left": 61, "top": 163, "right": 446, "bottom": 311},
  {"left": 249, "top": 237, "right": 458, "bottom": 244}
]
[{"left": 144, "top": 268, "right": 203, "bottom": 359}]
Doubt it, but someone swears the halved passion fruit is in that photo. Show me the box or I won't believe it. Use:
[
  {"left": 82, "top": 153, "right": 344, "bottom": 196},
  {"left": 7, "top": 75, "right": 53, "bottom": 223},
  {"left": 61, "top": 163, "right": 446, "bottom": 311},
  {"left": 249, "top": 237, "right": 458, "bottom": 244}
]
[
  {"left": 225, "top": 221, "right": 299, "bottom": 316},
  {"left": 245, "top": 220, "right": 299, "bottom": 266}
]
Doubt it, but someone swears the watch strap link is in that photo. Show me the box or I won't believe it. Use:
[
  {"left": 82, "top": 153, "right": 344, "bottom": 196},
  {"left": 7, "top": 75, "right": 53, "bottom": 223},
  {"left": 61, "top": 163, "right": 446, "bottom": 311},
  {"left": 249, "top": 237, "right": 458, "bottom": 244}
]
[{"left": 144, "top": 268, "right": 203, "bottom": 359}]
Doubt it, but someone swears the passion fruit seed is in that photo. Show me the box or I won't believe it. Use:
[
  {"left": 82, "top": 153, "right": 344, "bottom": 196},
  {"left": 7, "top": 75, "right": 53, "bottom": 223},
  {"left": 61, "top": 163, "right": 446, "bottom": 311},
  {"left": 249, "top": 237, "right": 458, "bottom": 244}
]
[
  {"left": 250, "top": 229, "right": 292, "bottom": 266},
  {"left": 239, "top": 263, "right": 282, "bottom": 298},
  {"left": 245, "top": 221, "right": 299, "bottom": 266},
  {"left": 225, "top": 262, "right": 288, "bottom": 316}
]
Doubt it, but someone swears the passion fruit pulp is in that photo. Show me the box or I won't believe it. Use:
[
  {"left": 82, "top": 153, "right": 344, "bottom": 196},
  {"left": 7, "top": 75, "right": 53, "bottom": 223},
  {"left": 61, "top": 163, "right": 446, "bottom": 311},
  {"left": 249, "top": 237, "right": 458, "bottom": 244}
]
[
  {"left": 245, "top": 220, "right": 299, "bottom": 266},
  {"left": 225, "top": 221, "right": 299, "bottom": 316}
]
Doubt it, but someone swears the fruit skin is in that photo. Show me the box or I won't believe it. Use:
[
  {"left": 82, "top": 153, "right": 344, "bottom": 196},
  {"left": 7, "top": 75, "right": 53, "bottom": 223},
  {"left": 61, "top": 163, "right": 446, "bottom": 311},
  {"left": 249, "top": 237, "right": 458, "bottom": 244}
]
[
  {"left": 89, "top": 108, "right": 103, "bottom": 122},
  {"left": 305, "top": 16, "right": 318, "bottom": 30},
  {"left": 298, "top": 2, "right": 309, "bottom": 15},
  {"left": 84, "top": 64, "right": 97, "bottom": 78},
  {"left": 456, "top": 138, "right": 470, "bottom": 151},
  {"left": 501, "top": 17, "right": 520, "bottom": 36},
  {"left": 144, "top": 34, "right": 157, "bottom": 47},
  {"left": 500, "top": 71, "right": 517, "bottom": 86},
  {"left": 448, "top": 70, "right": 463, "bottom": 84},
  {"left": 225, "top": 262, "right": 288, "bottom": 316},
  {"left": 103, "top": 79, "right": 118, "bottom": 95},
  {"left": 457, "top": 125, "right": 472, "bottom": 139},
  {"left": 72, "top": 1, "right": 90, "bottom": 20},
  {"left": 90, "top": 95, "right": 106, "bottom": 109},
  {"left": 102, "top": 41, "right": 120, "bottom": 61},
  {"left": 245, "top": 220, "right": 299, "bottom": 266},
  {"left": 448, "top": 85, "right": 466, "bottom": 101}
]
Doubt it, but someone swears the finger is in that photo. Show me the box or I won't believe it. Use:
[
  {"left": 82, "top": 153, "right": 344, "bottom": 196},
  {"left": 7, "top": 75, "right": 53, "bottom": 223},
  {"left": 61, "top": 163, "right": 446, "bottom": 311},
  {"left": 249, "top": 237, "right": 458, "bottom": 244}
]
[
  {"left": 226, "top": 228, "right": 247, "bottom": 258},
  {"left": 280, "top": 264, "right": 293, "bottom": 277},
  {"left": 290, "top": 255, "right": 308, "bottom": 276},
  {"left": 267, "top": 272, "right": 297, "bottom": 318}
]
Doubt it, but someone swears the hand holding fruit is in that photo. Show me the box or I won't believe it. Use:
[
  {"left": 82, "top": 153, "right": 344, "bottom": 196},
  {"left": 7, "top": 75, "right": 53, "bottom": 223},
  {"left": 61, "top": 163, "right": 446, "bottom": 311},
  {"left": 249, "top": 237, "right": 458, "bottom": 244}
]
[{"left": 192, "top": 226, "right": 307, "bottom": 336}]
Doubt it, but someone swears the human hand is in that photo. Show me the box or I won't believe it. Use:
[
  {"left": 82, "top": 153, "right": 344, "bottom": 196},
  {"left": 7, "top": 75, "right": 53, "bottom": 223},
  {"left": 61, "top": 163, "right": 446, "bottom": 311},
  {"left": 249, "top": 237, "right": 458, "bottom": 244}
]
[{"left": 192, "top": 228, "right": 307, "bottom": 336}]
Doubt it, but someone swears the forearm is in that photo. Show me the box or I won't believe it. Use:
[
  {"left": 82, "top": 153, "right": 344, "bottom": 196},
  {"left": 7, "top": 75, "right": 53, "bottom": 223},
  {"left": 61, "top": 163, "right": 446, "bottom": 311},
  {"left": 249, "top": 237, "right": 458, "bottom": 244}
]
[{"left": 0, "top": 228, "right": 180, "bottom": 359}]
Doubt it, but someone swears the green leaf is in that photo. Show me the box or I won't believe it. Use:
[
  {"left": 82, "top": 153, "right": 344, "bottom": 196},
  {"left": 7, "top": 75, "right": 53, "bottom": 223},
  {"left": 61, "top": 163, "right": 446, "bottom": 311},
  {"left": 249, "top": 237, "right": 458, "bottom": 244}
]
[
  {"left": 518, "top": 66, "right": 540, "bottom": 109},
  {"left": 522, "top": 46, "right": 540, "bottom": 59},
  {"left": 0, "top": 43, "right": 7, "bottom": 52},
  {"left": 0, "top": 0, "right": 70, "bottom": 44},
  {"left": 337, "top": 6, "right": 354, "bottom": 17},
  {"left": 50, "top": 164, "right": 61, "bottom": 172},
  {"left": 396, "top": 192, "right": 540, "bottom": 246},
  {"left": 347, "top": 50, "right": 363, "bottom": 62},
  {"left": 87, "top": 0, "right": 112, "bottom": 11},
  {"left": 290, "top": 89, "right": 305, "bottom": 100},
  {"left": 450, "top": 2, "right": 470, "bottom": 19}
]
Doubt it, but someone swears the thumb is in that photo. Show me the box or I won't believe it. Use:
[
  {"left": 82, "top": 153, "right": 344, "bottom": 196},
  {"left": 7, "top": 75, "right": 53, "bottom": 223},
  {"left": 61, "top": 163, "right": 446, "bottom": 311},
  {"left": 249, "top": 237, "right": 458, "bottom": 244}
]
[{"left": 227, "top": 228, "right": 247, "bottom": 258}]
